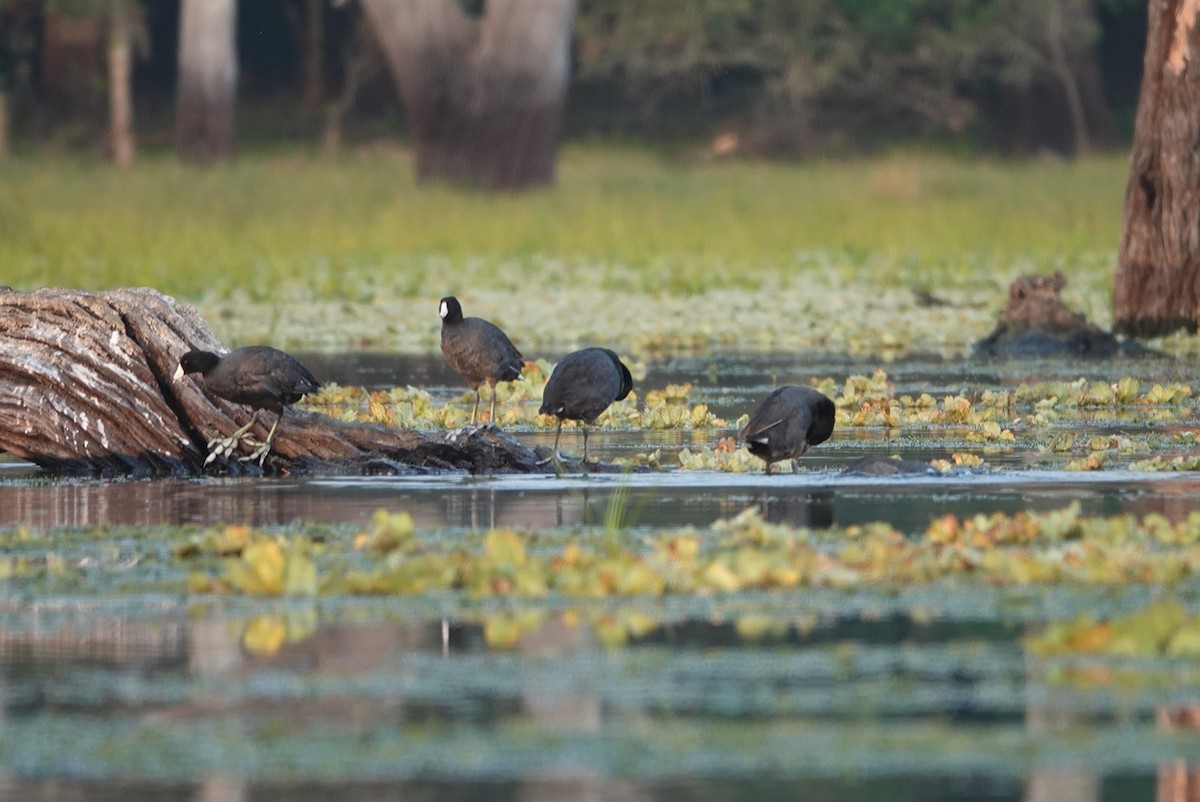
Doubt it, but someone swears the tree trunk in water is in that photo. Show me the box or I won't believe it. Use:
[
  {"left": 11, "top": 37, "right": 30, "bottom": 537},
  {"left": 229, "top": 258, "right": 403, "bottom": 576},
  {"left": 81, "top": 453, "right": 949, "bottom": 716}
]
[
  {"left": 175, "top": 0, "right": 237, "bottom": 162},
  {"left": 0, "top": 288, "right": 541, "bottom": 477},
  {"left": 361, "top": 0, "right": 575, "bottom": 190},
  {"left": 108, "top": 1, "right": 136, "bottom": 168},
  {"left": 1113, "top": 0, "right": 1200, "bottom": 337}
]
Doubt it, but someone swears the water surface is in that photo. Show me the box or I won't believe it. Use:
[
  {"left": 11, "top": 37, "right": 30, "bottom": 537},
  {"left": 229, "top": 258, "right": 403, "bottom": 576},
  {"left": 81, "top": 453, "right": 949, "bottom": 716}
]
[{"left": 3, "top": 351, "right": 1200, "bottom": 799}]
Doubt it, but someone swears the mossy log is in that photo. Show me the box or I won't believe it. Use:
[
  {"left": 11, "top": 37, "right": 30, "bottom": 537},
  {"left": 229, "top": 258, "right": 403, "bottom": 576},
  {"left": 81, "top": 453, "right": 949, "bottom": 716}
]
[{"left": 0, "top": 287, "right": 541, "bottom": 476}]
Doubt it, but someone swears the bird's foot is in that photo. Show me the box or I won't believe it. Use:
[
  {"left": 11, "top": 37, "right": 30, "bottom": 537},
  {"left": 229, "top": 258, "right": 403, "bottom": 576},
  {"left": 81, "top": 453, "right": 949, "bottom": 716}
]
[
  {"left": 205, "top": 433, "right": 250, "bottom": 465},
  {"left": 536, "top": 451, "right": 575, "bottom": 475},
  {"left": 239, "top": 436, "right": 272, "bottom": 466}
]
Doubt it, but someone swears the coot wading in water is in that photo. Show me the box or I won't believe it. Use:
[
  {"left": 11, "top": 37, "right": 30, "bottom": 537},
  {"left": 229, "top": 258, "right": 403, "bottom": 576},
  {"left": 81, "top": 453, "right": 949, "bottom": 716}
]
[
  {"left": 439, "top": 296, "right": 524, "bottom": 426},
  {"left": 173, "top": 346, "right": 321, "bottom": 466},
  {"left": 539, "top": 347, "right": 633, "bottom": 464},
  {"left": 740, "top": 385, "right": 835, "bottom": 474}
]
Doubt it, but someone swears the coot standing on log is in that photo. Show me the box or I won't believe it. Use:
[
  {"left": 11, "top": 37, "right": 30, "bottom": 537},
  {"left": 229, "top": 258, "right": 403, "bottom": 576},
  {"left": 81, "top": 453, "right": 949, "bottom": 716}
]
[
  {"left": 439, "top": 296, "right": 524, "bottom": 425},
  {"left": 173, "top": 345, "right": 321, "bottom": 465},
  {"left": 740, "top": 385, "right": 835, "bottom": 474},
  {"left": 539, "top": 347, "right": 633, "bottom": 463}
]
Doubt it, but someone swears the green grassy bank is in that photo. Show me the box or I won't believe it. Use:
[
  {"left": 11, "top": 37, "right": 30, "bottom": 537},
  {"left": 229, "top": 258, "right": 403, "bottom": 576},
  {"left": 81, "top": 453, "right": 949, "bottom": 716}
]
[{"left": 0, "top": 145, "right": 1132, "bottom": 355}]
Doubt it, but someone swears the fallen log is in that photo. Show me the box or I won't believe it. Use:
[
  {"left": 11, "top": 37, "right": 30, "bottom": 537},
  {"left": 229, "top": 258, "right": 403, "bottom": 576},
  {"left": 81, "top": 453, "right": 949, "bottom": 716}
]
[{"left": 0, "top": 287, "right": 541, "bottom": 476}]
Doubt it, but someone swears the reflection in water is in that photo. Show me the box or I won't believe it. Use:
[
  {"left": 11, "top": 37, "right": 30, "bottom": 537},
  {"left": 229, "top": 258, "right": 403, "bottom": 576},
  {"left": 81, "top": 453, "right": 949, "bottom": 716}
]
[
  {"left": 1156, "top": 705, "right": 1200, "bottom": 802},
  {"left": 1, "top": 471, "right": 1198, "bottom": 537},
  {"left": 0, "top": 599, "right": 1179, "bottom": 800},
  {"left": 753, "top": 489, "right": 835, "bottom": 528},
  {"left": 1024, "top": 704, "right": 1099, "bottom": 802}
]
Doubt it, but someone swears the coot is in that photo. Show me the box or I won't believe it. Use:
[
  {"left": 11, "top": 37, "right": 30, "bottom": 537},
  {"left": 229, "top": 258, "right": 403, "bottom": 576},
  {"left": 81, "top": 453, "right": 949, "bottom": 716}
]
[
  {"left": 539, "top": 347, "right": 633, "bottom": 462},
  {"left": 740, "top": 385, "right": 835, "bottom": 474},
  {"left": 439, "top": 296, "right": 524, "bottom": 425},
  {"left": 173, "top": 345, "right": 321, "bottom": 465}
]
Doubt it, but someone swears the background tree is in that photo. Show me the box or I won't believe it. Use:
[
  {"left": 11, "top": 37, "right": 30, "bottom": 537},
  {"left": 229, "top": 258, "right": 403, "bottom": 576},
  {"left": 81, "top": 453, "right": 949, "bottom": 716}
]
[
  {"left": 175, "top": 0, "right": 237, "bottom": 161},
  {"left": 361, "top": 0, "right": 576, "bottom": 190},
  {"left": 107, "top": 0, "right": 136, "bottom": 167},
  {"left": 6, "top": 0, "right": 143, "bottom": 164},
  {"left": 574, "top": 0, "right": 1116, "bottom": 155},
  {"left": 1113, "top": 0, "right": 1200, "bottom": 337}
]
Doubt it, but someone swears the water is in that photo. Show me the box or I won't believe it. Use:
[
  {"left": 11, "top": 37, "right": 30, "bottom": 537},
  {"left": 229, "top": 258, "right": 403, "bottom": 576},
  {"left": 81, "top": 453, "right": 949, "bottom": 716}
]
[{"left": 3, "top": 351, "right": 1200, "bottom": 800}]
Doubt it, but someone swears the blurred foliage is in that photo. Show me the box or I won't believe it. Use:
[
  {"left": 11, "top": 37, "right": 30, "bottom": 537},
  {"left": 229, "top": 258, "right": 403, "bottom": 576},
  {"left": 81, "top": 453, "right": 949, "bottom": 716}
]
[
  {"left": 3, "top": 0, "right": 1146, "bottom": 153},
  {"left": 575, "top": 0, "right": 1117, "bottom": 150}
]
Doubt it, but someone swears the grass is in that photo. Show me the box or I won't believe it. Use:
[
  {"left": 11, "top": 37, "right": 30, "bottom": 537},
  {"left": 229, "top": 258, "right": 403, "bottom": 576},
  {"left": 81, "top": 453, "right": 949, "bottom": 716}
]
[{"left": 0, "top": 143, "right": 1134, "bottom": 354}]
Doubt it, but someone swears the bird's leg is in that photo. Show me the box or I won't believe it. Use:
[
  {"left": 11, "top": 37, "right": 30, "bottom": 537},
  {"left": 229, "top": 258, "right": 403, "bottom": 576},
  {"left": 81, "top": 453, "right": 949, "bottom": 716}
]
[
  {"left": 205, "top": 412, "right": 260, "bottom": 465},
  {"left": 470, "top": 389, "right": 481, "bottom": 426},
  {"left": 763, "top": 460, "right": 773, "bottom": 476},
  {"left": 582, "top": 425, "right": 590, "bottom": 464},
  {"left": 489, "top": 386, "right": 499, "bottom": 427},
  {"left": 243, "top": 411, "right": 284, "bottom": 466},
  {"left": 537, "top": 421, "right": 566, "bottom": 468}
]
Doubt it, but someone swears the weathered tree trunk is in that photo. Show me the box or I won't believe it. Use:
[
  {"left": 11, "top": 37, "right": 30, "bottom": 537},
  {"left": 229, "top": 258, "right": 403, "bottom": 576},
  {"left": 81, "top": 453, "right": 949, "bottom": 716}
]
[
  {"left": 361, "top": 0, "right": 575, "bottom": 190},
  {"left": 175, "top": 0, "right": 237, "bottom": 162},
  {"left": 107, "top": 0, "right": 135, "bottom": 168},
  {"left": 0, "top": 288, "right": 541, "bottom": 477},
  {"left": 1113, "top": 0, "right": 1200, "bottom": 337}
]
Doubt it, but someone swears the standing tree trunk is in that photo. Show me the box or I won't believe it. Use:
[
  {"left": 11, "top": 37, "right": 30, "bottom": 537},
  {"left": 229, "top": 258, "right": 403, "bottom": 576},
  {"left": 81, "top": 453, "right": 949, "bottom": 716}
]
[
  {"left": 1113, "top": 0, "right": 1200, "bottom": 337},
  {"left": 1044, "top": 0, "right": 1091, "bottom": 155},
  {"left": 361, "top": 0, "right": 576, "bottom": 190},
  {"left": 303, "top": 0, "right": 324, "bottom": 109},
  {"left": 175, "top": 0, "right": 237, "bottom": 162},
  {"left": 107, "top": 0, "right": 136, "bottom": 168}
]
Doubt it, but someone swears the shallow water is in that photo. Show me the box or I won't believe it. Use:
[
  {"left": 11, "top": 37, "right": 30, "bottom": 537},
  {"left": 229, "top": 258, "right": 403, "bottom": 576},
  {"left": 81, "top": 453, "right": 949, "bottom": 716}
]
[{"left": 4, "top": 351, "right": 1200, "bottom": 799}]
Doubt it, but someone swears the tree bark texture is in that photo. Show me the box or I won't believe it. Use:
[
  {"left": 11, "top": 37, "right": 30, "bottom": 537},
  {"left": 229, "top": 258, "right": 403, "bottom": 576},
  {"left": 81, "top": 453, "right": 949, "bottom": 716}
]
[
  {"left": 0, "top": 288, "right": 541, "bottom": 477},
  {"left": 108, "top": 1, "right": 136, "bottom": 168},
  {"left": 1113, "top": 0, "right": 1200, "bottom": 337},
  {"left": 175, "top": 0, "right": 237, "bottom": 162},
  {"left": 362, "top": 0, "right": 575, "bottom": 190}
]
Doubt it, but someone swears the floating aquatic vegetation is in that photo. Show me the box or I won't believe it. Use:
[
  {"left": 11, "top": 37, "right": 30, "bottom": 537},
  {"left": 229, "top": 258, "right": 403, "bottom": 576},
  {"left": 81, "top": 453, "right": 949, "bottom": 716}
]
[
  {"left": 1026, "top": 600, "right": 1200, "bottom": 658},
  {"left": 165, "top": 503, "right": 1200, "bottom": 626},
  {"left": 297, "top": 367, "right": 1200, "bottom": 478},
  {"left": 187, "top": 533, "right": 318, "bottom": 597},
  {"left": 1128, "top": 454, "right": 1200, "bottom": 472}
]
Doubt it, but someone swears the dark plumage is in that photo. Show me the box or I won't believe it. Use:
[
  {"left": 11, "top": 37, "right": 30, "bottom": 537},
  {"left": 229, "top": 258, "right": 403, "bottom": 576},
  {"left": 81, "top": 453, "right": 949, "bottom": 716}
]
[
  {"left": 539, "top": 348, "right": 633, "bottom": 462},
  {"left": 439, "top": 296, "right": 524, "bottom": 425},
  {"left": 173, "top": 345, "right": 320, "bottom": 465},
  {"left": 739, "top": 385, "right": 835, "bottom": 474}
]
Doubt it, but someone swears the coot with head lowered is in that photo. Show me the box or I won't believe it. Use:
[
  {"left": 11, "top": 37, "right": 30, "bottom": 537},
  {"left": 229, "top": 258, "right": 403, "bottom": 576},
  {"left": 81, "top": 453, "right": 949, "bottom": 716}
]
[
  {"left": 174, "top": 345, "right": 320, "bottom": 465},
  {"left": 539, "top": 347, "right": 633, "bottom": 463},
  {"left": 740, "top": 385, "right": 835, "bottom": 474}
]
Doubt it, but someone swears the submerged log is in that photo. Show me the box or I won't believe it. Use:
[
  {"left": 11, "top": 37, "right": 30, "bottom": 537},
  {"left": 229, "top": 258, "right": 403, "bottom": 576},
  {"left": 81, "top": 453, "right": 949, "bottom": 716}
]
[
  {"left": 0, "top": 287, "right": 541, "bottom": 476},
  {"left": 973, "top": 272, "right": 1149, "bottom": 358}
]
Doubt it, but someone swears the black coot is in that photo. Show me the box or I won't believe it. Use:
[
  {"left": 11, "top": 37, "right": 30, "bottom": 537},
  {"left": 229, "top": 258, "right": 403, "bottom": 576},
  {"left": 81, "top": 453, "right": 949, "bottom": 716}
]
[
  {"left": 739, "top": 385, "right": 835, "bottom": 474},
  {"left": 173, "top": 345, "right": 321, "bottom": 465},
  {"left": 539, "top": 347, "right": 633, "bottom": 462},
  {"left": 439, "top": 296, "right": 524, "bottom": 425}
]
